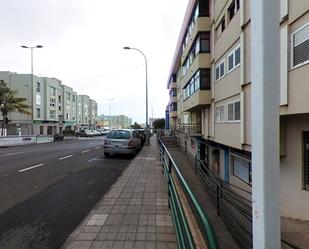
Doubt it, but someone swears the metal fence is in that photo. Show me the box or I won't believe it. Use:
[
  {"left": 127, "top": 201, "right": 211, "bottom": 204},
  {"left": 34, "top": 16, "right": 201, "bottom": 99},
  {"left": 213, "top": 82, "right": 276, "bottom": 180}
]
[
  {"left": 194, "top": 158, "right": 300, "bottom": 249},
  {"left": 159, "top": 138, "right": 218, "bottom": 249}
]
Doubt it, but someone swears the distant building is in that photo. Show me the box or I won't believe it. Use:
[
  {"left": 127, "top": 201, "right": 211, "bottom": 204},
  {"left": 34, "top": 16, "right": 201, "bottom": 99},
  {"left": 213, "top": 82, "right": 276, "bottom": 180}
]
[
  {"left": 96, "top": 114, "right": 132, "bottom": 129},
  {"left": 0, "top": 71, "right": 98, "bottom": 135}
]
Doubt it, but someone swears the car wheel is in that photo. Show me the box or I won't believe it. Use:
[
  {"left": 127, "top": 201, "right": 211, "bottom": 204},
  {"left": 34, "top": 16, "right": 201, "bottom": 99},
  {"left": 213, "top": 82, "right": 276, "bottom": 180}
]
[{"left": 104, "top": 152, "right": 110, "bottom": 158}]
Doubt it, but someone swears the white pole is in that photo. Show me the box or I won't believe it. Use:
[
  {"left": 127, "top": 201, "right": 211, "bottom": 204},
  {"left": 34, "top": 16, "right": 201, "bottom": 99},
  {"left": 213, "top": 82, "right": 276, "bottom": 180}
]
[{"left": 251, "top": 0, "right": 280, "bottom": 248}]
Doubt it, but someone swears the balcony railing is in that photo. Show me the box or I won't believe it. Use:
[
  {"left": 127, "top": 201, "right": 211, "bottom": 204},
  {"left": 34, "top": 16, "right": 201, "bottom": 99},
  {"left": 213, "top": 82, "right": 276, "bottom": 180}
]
[{"left": 175, "top": 123, "right": 201, "bottom": 134}]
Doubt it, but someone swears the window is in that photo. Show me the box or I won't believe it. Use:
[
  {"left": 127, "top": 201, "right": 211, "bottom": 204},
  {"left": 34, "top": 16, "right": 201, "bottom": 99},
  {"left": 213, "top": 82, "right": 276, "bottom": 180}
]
[
  {"left": 231, "top": 154, "right": 251, "bottom": 185},
  {"left": 199, "top": 32, "right": 210, "bottom": 53},
  {"left": 66, "top": 92, "right": 70, "bottom": 100},
  {"left": 50, "top": 98, "right": 55, "bottom": 107},
  {"left": 49, "top": 86, "right": 56, "bottom": 96},
  {"left": 50, "top": 110, "right": 56, "bottom": 119},
  {"left": 36, "top": 82, "right": 40, "bottom": 92},
  {"left": 228, "top": 101, "right": 241, "bottom": 121},
  {"left": 170, "top": 89, "right": 177, "bottom": 97},
  {"left": 292, "top": 23, "right": 309, "bottom": 68},
  {"left": 199, "top": 69, "right": 211, "bottom": 90},
  {"left": 170, "top": 103, "right": 177, "bottom": 112},
  {"left": 228, "top": 46, "right": 241, "bottom": 72},
  {"left": 183, "top": 69, "right": 210, "bottom": 101},
  {"left": 215, "top": 60, "right": 225, "bottom": 80},
  {"left": 199, "top": 0, "right": 209, "bottom": 17},
  {"left": 40, "top": 126, "right": 44, "bottom": 135},
  {"left": 303, "top": 132, "right": 309, "bottom": 190},
  {"left": 228, "top": 0, "right": 240, "bottom": 21},
  {"left": 58, "top": 95, "right": 61, "bottom": 103},
  {"left": 36, "top": 108, "right": 41, "bottom": 118},
  {"left": 36, "top": 94, "right": 41, "bottom": 105},
  {"left": 215, "top": 106, "right": 224, "bottom": 122},
  {"left": 73, "top": 95, "right": 75, "bottom": 102},
  {"left": 59, "top": 106, "right": 61, "bottom": 111}
]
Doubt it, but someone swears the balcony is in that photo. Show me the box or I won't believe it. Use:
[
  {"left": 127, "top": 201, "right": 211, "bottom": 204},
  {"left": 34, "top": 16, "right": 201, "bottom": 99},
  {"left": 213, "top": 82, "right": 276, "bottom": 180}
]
[
  {"left": 183, "top": 90, "right": 211, "bottom": 112},
  {"left": 176, "top": 123, "right": 202, "bottom": 135}
]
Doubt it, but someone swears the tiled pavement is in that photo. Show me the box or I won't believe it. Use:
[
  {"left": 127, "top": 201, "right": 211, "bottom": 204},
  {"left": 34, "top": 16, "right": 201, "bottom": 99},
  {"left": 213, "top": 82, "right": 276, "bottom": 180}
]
[{"left": 62, "top": 137, "right": 178, "bottom": 249}]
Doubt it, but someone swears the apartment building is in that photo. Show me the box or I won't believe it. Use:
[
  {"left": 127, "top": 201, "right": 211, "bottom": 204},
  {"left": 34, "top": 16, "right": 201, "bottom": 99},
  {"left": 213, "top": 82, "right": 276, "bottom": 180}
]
[
  {"left": 79, "top": 95, "right": 90, "bottom": 128},
  {"left": 167, "top": 0, "right": 309, "bottom": 225},
  {"left": 96, "top": 114, "right": 132, "bottom": 129},
  {"left": 89, "top": 99, "right": 98, "bottom": 129},
  {"left": 0, "top": 71, "right": 98, "bottom": 135},
  {"left": 62, "top": 85, "right": 77, "bottom": 131}
]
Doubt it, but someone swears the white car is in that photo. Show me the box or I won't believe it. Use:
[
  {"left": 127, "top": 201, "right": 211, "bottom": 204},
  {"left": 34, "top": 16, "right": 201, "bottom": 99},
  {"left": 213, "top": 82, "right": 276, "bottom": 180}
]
[{"left": 103, "top": 129, "right": 141, "bottom": 157}]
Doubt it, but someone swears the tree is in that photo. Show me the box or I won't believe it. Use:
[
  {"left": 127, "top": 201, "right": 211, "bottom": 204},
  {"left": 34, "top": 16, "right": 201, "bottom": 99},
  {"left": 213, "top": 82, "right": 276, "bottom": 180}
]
[
  {"left": 130, "top": 122, "right": 142, "bottom": 129},
  {"left": 0, "top": 81, "right": 31, "bottom": 136},
  {"left": 153, "top": 118, "right": 165, "bottom": 130}
]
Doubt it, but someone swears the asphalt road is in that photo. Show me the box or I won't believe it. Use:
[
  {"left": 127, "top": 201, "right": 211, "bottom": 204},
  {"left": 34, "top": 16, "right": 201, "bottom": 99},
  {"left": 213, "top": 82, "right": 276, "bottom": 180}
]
[{"left": 0, "top": 137, "right": 132, "bottom": 249}]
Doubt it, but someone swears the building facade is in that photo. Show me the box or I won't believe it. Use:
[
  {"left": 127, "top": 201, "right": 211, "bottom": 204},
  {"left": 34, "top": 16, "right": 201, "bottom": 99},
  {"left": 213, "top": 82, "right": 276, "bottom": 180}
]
[
  {"left": 167, "top": 0, "right": 309, "bottom": 224},
  {"left": 0, "top": 71, "right": 98, "bottom": 135}
]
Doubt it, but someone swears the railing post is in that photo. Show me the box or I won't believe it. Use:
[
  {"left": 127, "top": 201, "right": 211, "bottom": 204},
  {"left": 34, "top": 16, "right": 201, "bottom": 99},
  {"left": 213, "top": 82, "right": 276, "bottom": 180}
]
[{"left": 216, "top": 184, "right": 220, "bottom": 216}]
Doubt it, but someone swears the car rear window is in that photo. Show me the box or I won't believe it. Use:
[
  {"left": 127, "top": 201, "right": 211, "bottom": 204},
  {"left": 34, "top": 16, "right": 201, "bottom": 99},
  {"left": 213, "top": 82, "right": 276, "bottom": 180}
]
[{"left": 107, "top": 130, "right": 130, "bottom": 139}]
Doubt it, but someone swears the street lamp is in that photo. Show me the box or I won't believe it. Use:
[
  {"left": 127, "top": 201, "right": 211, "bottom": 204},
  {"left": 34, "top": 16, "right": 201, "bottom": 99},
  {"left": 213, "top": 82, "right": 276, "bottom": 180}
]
[
  {"left": 106, "top": 98, "right": 114, "bottom": 131},
  {"left": 21, "top": 45, "right": 43, "bottom": 135},
  {"left": 123, "top": 46, "right": 149, "bottom": 146}
]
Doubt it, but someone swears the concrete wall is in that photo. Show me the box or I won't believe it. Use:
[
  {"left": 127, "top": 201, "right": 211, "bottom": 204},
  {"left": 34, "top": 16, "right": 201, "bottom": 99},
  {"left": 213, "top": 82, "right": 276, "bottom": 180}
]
[{"left": 280, "top": 115, "right": 309, "bottom": 220}]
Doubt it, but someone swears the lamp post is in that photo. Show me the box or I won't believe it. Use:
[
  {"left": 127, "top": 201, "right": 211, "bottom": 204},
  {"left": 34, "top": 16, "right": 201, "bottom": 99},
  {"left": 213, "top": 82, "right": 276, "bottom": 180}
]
[
  {"left": 21, "top": 45, "right": 43, "bottom": 135},
  {"left": 123, "top": 46, "right": 149, "bottom": 145},
  {"left": 106, "top": 98, "right": 114, "bottom": 131}
]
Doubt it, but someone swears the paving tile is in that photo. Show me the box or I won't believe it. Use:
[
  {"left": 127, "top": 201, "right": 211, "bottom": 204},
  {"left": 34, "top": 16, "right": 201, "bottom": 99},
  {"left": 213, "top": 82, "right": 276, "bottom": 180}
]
[{"left": 90, "top": 241, "right": 104, "bottom": 249}]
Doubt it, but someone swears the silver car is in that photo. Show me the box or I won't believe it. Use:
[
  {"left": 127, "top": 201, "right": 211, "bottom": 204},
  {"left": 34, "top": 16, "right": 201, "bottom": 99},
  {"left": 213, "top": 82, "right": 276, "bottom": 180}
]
[{"left": 103, "top": 129, "right": 141, "bottom": 157}]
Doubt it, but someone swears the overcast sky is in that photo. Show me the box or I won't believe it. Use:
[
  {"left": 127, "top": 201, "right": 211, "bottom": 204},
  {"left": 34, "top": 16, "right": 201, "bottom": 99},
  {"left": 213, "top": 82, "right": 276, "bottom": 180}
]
[{"left": 0, "top": 0, "right": 188, "bottom": 123}]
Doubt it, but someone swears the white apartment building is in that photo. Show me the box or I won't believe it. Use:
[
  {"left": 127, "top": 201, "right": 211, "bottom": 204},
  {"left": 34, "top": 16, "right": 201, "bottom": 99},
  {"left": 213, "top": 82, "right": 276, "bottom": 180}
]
[
  {"left": 166, "top": 1, "right": 309, "bottom": 246},
  {"left": 0, "top": 71, "right": 98, "bottom": 135}
]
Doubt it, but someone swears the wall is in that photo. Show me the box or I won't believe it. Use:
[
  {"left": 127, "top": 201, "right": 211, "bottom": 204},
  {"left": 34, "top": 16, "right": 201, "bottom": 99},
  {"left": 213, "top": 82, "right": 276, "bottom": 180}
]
[{"left": 280, "top": 115, "right": 309, "bottom": 220}]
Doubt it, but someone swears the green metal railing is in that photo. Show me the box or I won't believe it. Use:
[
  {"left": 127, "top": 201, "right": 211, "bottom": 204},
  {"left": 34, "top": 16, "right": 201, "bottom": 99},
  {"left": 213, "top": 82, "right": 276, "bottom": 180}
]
[{"left": 159, "top": 138, "right": 218, "bottom": 249}]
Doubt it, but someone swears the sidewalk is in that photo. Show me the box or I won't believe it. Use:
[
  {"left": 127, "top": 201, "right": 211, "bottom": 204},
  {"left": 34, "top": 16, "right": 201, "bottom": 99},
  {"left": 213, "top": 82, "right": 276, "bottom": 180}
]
[{"left": 62, "top": 136, "right": 178, "bottom": 249}]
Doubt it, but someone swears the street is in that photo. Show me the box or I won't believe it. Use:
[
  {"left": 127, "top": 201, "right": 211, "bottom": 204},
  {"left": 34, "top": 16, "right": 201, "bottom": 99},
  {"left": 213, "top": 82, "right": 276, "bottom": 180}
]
[{"left": 0, "top": 138, "right": 132, "bottom": 249}]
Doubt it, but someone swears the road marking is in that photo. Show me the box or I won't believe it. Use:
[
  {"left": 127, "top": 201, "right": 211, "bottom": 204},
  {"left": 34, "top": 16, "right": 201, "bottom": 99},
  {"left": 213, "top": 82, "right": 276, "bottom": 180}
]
[
  {"left": 94, "top": 146, "right": 101, "bottom": 149},
  {"left": 59, "top": 155, "right": 73, "bottom": 160},
  {"left": 0, "top": 151, "right": 25, "bottom": 158},
  {"left": 81, "top": 150, "right": 90, "bottom": 154},
  {"left": 88, "top": 157, "right": 98, "bottom": 163},
  {"left": 19, "top": 163, "right": 44, "bottom": 172}
]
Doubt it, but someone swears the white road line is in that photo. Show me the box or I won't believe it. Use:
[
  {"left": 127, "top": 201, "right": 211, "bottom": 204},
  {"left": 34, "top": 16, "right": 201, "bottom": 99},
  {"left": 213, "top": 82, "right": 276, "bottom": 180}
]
[
  {"left": 59, "top": 155, "right": 73, "bottom": 160},
  {"left": 19, "top": 163, "right": 44, "bottom": 173},
  {"left": 0, "top": 151, "right": 25, "bottom": 158},
  {"left": 88, "top": 157, "right": 98, "bottom": 163},
  {"left": 94, "top": 146, "right": 101, "bottom": 149},
  {"left": 81, "top": 150, "right": 90, "bottom": 154}
]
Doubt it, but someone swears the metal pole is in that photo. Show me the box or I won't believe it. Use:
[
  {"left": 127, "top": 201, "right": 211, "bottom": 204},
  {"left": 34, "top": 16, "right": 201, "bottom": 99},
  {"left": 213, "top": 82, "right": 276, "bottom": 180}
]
[
  {"left": 30, "top": 48, "right": 34, "bottom": 135},
  {"left": 123, "top": 47, "right": 149, "bottom": 146},
  {"left": 106, "top": 99, "right": 113, "bottom": 131},
  {"left": 251, "top": 0, "right": 280, "bottom": 248}
]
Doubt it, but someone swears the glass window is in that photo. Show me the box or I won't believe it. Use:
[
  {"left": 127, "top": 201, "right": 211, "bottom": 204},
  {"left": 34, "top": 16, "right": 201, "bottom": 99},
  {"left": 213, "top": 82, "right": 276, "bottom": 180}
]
[
  {"left": 232, "top": 155, "right": 251, "bottom": 184},
  {"left": 36, "top": 82, "right": 40, "bottom": 92},
  {"left": 303, "top": 132, "right": 309, "bottom": 190},
  {"left": 228, "top": 53, "right": 234, "bottom": 71},
  {"left": 228, "top": 103, "right": 234, "bottom": 121},
  {"left": 200, "top": 33, "right": 210, "bottom": 52},
  {"left": 36, "top": 108, "right": 40, "bottom": 118},
  {"left": 36, "top": 94, "right": 41, "bottom": 105},
  {"left": 215, "top": 67, "right": 220, "bottom": 80},
  {"left": 235, "top": 47, "right": 241, "bottom": 66},
  {"left": 50, "top": 87, "right": 56, "bottom": 96},
  {"left": 200, "top": 69, "right": 211, "bottom": 90},
  {"left": 220, "top": 62, "right": 225, "bottom": 77},
  {"left": 235, "top": 101, "right": 240, "bottom": 120},
  {"left": 107, "top": 130, "right": 130, "bottom": 139}
]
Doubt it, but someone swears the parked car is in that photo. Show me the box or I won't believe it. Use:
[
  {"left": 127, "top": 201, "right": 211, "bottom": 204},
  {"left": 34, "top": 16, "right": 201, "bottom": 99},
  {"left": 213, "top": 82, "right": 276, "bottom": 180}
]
[
  {"left": 99, "top": 128, "right": 109, "bottom": 135},
  {"left": 76, "top": 129, "right": 94, "bottom": 137},
  {"left": 92, "top": 130, "right": 101, "bottom": 136},
  {"left": 103, "top": 129, "right": 141, "bottom": 157}
]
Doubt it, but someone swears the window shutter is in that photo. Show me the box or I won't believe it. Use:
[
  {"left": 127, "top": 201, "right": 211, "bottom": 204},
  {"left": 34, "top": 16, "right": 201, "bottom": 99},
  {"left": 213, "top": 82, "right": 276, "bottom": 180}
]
[{"left": 293, "top": 24, "right": 309, "bottom": 67}]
